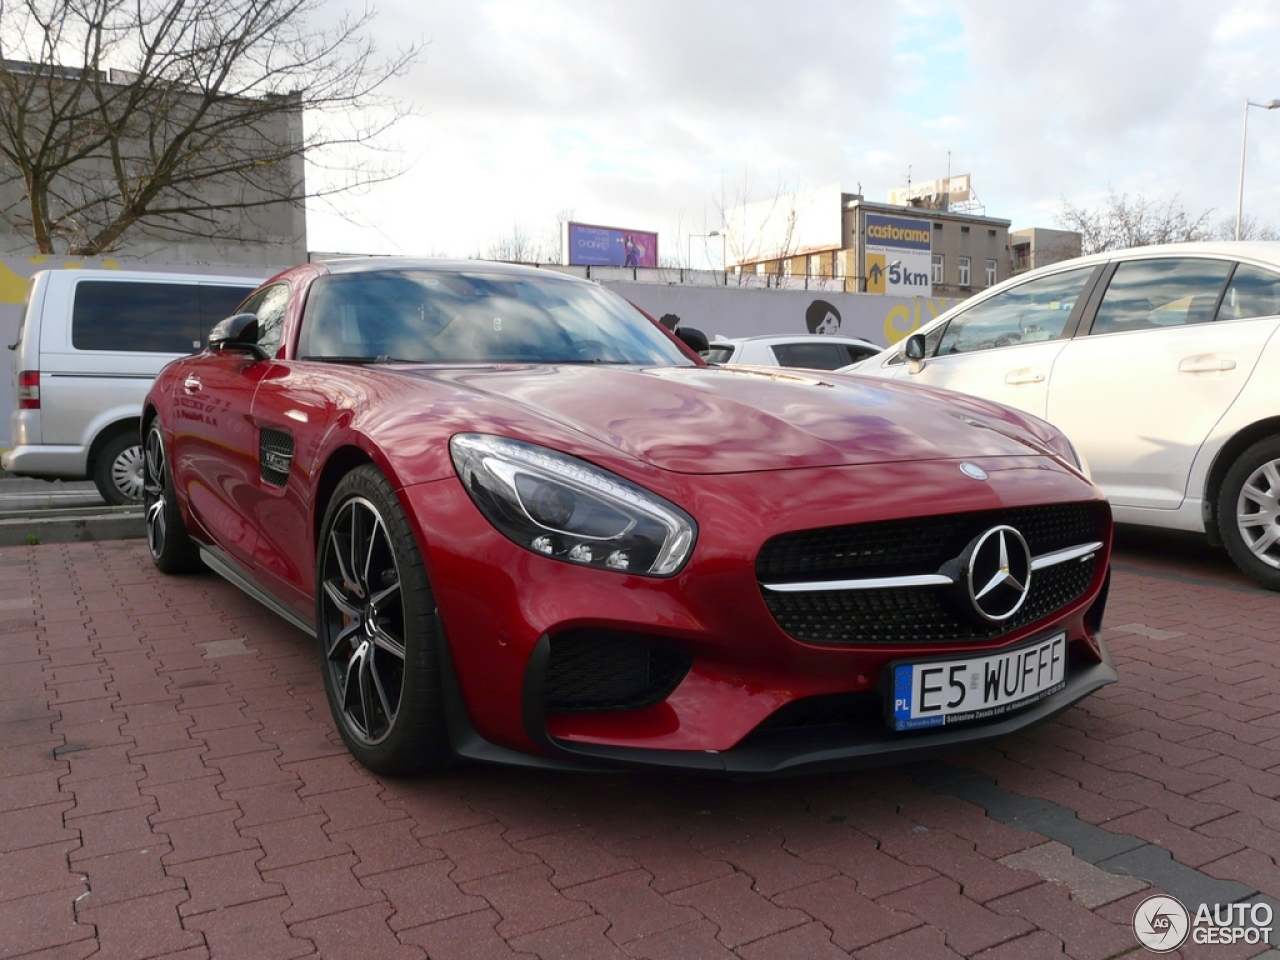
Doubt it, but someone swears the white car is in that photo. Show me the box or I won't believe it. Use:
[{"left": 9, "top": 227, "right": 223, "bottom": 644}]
[
  {"left": 703, "top": 334, "right": 881, "bottom": 370},
  {"left": 849, "top": 242, "right": 1280, "bottom": 590}
]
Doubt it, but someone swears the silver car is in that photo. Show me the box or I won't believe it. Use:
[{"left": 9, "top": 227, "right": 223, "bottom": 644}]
[{"left": 5, "top": 269, "right": 260, "bottom": 503}]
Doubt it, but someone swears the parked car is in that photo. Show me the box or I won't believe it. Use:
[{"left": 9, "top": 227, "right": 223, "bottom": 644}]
[
  {"left": 703, "top": 333, "right": 881, "bottom": 370},
  {"left": 143, "top": 258, "right": 1114, "bottom": 776},
  {"left": 846, "top": 242, "right": 1280, "bottom": 590},
  {"left": 4, "top": 269, "right": 261, "bottom": 504}
]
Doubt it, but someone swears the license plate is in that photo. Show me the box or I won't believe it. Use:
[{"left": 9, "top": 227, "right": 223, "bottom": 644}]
[{"left": 889, "top": 633, "right": 1067, "bottom": 732}]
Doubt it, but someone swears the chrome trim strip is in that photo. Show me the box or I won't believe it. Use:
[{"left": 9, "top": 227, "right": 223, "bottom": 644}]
[
  {"left": 1030, "top": 541, "right": 1104, "bottom": 571},
  {"left": 761, "top": 540, "right": 1103, "bottom": 593},
  {"left": 762, "top": 573, "right": 955, "bottom": 593}
]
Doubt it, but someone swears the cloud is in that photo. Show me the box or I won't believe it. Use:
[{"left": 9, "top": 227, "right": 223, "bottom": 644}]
[{"left": 308, "top": 0, "right": 1280, "bottom": 257}]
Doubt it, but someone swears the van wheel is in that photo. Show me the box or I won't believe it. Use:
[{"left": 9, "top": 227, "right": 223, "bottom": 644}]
[
  {"left": 317, "top": 465, "right": 449, "bottom": 775},
  {"left": 94, "top": 432, "right": 145, "bottom": 504},
  {"left": 1217, "top": 435, "right": 1280, "bottom": 591},
  {"left": 143, "top": 421, "right": 203, "bottom": 574}
]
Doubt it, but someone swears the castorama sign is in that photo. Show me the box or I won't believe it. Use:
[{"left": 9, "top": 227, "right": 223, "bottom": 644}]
[
  {"left": 864, "top": 214, "right": 932, "bottom": 298},
  {"left": 564, "top": 222, "right": 659, "bottom": 268}
]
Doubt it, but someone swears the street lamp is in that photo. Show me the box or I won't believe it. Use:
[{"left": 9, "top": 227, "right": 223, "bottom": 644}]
[
  {"left": 1236, "top": 98, "right": 1280, "bottom": 241},
  {"left": 688, "top": 230, "right": 724, "bottom": 269}
]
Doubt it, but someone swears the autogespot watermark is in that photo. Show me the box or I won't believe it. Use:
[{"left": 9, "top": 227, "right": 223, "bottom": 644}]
[{"left": 1132, "top": 894, "right": 1274, "bottom": 952}]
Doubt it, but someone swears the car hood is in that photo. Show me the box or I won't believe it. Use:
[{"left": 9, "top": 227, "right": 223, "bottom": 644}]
[{"left": 404, "top": 364, "right": 1063, "bottom": 475}]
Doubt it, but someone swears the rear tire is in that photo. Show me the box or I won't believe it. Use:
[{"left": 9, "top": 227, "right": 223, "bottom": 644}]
[
  {"left": 1217, "top": 435, "right": 1280, "bottom": 591},
  {"left": 316, "top": 465, "right": 449, "bottom": 775},
  {"left": 94, "top": 431, "right": 144, "bottom": 504},
  {"left": 143, "top": 421, "right": 204, "bottom": 574}
]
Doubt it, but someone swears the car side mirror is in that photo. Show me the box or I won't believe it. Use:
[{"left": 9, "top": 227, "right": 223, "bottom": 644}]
[
  {"left": 209, "top": 313, "right": 268, "bottom": 361},
  {"left": 676, "top": 325, "right": 710, "bottom": 354},
  {"left": 904, "top": 333, "right": 927, "bottom": 375}
]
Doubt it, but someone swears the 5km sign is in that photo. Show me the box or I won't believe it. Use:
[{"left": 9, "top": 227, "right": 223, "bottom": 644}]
[{"left": 865, "top": 213, "right": 932, "bottom": 298}]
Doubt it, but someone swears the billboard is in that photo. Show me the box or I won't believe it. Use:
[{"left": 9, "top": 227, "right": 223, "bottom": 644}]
[
  {"left": 864, "top": 213, "right": 932, "bottom": 298},
  {"left": 564, "top": 222, "right": 659, "bottom": 268}
]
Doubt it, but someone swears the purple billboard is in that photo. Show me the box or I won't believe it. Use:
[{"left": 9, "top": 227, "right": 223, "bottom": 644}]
[{"left": 564, "top": 222, "right": 659, "bottom": 268}]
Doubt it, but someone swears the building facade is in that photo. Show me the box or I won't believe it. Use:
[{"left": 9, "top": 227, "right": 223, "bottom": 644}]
[{"left": 0, "top": 60, "right": 307, "bottom": 265}]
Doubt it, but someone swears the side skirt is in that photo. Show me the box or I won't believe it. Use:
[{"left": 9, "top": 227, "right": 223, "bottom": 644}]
[{"left": 198, "top": 546, "right": 316, "bottom": 638}]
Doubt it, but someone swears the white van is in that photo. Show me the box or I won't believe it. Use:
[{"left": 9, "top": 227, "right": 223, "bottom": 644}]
[{"left": 4, "top": 270, "right": 262, "bottom": 503}]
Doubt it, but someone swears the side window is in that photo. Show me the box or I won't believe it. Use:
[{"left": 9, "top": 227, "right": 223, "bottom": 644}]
[
  {"left": 199, "top": 284, "right": 255, "bottom": 339},
  {"left": 934, "top": 265, "right": 1094, "bottom": 357},
  {"left": 1219, "top": 264, "right": 1280, "bottom": 322},
  {"left": 1089, "top": 259, "right": 1232, "bottom": 335},
  {"left": 773, "top": 342, "right": 845, "bottom": 370},
  {"left": 840, "top": 343, "right": 877, "bottom": 364},
  {"left": 238, "top": 284, "right": 290, "bottom": 357},
  {"left": 72, "top": 281, "right": 203, "bottom": 353}
]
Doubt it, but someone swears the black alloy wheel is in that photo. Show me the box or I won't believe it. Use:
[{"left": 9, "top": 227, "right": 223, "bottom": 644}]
[
  {"left": 317, "top": 466, "right": 448, "bottom": 774},
  {"left": 143, "top": 420, "right": 203, "bottom": 574}
]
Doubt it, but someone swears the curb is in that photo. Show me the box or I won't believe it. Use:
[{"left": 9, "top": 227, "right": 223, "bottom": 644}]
[{"left": 0, "top": 505, "right": 145, "bottom": 545}]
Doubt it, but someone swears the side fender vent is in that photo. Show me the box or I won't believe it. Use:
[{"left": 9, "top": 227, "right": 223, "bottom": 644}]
[{"left": 260, "top": 428, "right": 294, "bottom": 487}]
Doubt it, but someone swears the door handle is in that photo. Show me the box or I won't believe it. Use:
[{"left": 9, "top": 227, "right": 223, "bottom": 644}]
[
  {"left": 1004, "top": 370, "right": 1046, "bottom": 385},
  {"left": 1178, "top": 355, "right": 1237, "bottom": 373},
  {"left": 183, "top": 375, "right": 202, "bottom": 394}
]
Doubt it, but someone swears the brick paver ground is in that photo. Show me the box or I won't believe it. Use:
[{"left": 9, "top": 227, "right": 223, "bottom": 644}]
[{"left": 2, "top": 529, "right": 1279, "bottom": 959}]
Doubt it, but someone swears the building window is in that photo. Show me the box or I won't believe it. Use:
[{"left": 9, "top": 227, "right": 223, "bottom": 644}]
[
  {"left": 932, "top": 254, "right": 944, "bottom": 284},
  {"left": 808, "top": 254, "right": 820, "bottom": 276},
  {"left": 959, "top": 257, "right": 971, "bottom": 286},
  {"left": 961, "top": 225, "right": 970, "bottom": 234},
  {"left": 985, "top": 259, "right": 997, "bottom": 286}
]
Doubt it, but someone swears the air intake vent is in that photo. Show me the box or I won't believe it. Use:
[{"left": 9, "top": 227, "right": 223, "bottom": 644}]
[
  {"left": 545, "top": 631, "right": 691, "bottom": 714},
  {"left": 259, "top": 429, "right": 294, "bottom": 487}
]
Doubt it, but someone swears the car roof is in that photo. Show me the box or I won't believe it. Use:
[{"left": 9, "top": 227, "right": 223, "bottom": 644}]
[
  {"left": 319, "top": 257, "right": 591, "bottom": 283},
  {"left": 712, "top": 334, "right": 878, "bottom": 346}
]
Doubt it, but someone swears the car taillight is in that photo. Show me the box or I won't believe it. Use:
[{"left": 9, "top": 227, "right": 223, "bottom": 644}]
[{"left": 18, "top": 370, "right": 39, "bottom": 409}]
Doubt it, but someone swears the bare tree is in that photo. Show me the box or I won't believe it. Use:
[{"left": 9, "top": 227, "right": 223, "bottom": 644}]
[
  {"left": 713, "top": 167, "right": 801, "bottom": 276},
  {"left": 1056, "top": 189, "right": 1214, "bottom": 255},
  {"left": 481, "top": 218, "right": 558, "bottom": 263},
  {"left": 0, "top": 0, "right": 420, "bottom": 255},
  {"left": 1214, "top": 214, "right": 1280, "bottom": 242}
]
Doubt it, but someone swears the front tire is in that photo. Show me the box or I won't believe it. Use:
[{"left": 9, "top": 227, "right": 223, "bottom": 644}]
[
  {"left": 94, "top": 431, "right": 144, "bottom": 504},
  {"left": 317, "top": 465, "right": 449, "bottom": 775},
  {"left": 143, "top": 421, "right": 204, "bottom": 574},
  {"left": 1218, "top": 435, "right": 1280, "bottom": 591}
]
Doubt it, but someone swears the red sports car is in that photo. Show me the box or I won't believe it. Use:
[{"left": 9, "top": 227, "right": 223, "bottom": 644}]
[{"left": 142, "top": 259, "right": 1115, "bottom": 776}]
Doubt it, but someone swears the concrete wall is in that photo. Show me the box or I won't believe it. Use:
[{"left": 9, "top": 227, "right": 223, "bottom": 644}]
[{"left": 603, "top": 281, "right": 958, "bottom": 347}]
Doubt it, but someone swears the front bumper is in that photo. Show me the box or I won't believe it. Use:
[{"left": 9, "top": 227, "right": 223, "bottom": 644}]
[
  {"left": 404, "top": 454, "right": 1115, "bottom": 775},
  {"left": 527, "top": 636, "right": 1117, "bottom": 776}
]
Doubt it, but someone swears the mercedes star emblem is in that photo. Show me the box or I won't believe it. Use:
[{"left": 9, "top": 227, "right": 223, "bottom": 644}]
[{"left": 964, "top": 525, "right": 1032, "bottom": 621}]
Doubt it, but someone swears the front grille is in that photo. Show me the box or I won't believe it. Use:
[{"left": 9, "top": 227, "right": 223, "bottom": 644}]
[
  {"left": 545, "top": 631, "right": 691, "bottom": 713},
  {"left": 764, "top": 555, "right": 1096, "bottom": 645},
  {"left": 757, "top": 502, "right": 1106, "bottom": 647},
  {"left": 757, "top": 502, "right": 1107, "bottom": 583}
]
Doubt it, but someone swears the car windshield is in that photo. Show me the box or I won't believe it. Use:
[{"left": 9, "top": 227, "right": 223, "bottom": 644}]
[{"left": 298, "top": 270, "right": 692, "bottom": 366}]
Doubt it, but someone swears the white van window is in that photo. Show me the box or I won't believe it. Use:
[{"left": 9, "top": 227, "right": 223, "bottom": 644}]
[{"left": 71, "top": 280, "right": 252, "bottom": 353}]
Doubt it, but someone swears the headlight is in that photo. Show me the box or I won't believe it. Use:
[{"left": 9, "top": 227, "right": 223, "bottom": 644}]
[{"left": 449, "top": 434, "right": 697, "bottom": 576}]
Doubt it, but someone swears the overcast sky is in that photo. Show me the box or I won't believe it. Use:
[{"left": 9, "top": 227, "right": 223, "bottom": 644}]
[{"left": 306, "top": 0, "right": 1280, "bottom": 262}]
